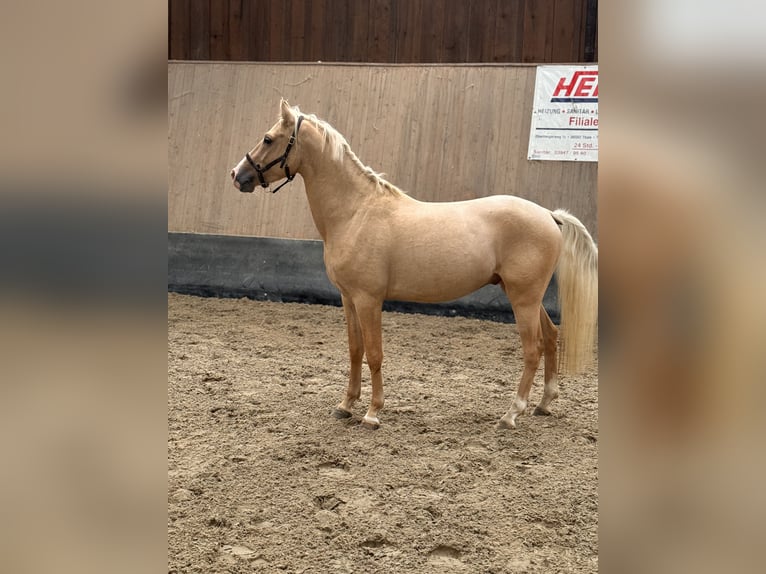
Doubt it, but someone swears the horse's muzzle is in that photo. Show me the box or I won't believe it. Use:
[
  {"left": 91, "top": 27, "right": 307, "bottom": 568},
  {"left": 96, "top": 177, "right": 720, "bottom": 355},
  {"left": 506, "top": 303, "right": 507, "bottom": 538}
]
[{"left": 231, "top": 169, "right": 256, "bottom": 193}]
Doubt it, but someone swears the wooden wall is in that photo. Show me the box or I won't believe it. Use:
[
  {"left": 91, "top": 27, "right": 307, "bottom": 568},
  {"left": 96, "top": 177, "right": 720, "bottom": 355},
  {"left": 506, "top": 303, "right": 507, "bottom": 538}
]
[
  {"left": 168, "top": 62, "right": 597, "bottom": 239},
  {"left": 168, "top": 0, "right": 598, "bottom": 63}
]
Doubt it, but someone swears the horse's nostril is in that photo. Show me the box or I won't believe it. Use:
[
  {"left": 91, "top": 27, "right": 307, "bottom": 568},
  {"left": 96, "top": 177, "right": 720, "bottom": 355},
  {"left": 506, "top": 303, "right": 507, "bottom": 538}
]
[{"left": 230, "top": 169, "right": 236, "bottom": 180}]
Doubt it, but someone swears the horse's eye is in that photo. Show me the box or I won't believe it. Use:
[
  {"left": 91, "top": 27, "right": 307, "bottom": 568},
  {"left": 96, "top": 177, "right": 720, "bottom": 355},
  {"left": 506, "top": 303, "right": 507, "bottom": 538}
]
[{"left": 263, "top": 135, "right": 273, "bottom": 145}]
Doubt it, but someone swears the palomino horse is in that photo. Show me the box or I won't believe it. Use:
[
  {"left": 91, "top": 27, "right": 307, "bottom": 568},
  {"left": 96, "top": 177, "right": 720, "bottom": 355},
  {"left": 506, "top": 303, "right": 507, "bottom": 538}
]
[{"left": 231, "top": 100, "right": 597, "bottom": 430}]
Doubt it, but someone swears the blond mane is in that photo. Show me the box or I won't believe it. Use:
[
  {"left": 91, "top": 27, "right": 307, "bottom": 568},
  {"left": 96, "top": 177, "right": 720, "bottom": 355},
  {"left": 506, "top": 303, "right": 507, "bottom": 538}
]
[{"left": 287, "top": 105, "right": 406, "bottom": 197}]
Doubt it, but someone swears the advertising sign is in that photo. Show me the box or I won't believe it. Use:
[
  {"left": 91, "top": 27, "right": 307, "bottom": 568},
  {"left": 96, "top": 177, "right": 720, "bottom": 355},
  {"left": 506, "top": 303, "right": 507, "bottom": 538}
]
[{"left": 527, "top": 65, "right": 598, "bottom": 162}]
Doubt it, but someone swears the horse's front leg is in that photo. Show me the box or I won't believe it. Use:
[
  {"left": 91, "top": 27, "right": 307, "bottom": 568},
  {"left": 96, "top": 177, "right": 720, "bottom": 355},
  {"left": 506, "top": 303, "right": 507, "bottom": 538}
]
[
  {"left": 355, "top": 297, "right": 385, "bottom": 429},
  {"left": 332, "top": 295, "right": 364, "bottom": 419}
]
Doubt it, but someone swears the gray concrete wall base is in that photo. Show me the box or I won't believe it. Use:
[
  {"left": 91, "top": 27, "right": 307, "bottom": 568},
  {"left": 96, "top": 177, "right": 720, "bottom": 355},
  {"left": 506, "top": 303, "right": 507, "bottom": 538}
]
[{"left": 168, "top": 233, "right": 560, "bottom": 324}]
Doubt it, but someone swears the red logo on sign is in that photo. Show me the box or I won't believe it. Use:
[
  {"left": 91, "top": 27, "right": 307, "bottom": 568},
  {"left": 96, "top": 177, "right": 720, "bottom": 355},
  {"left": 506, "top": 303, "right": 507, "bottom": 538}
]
[{"left": 552, "top": 71, "right": 598, "bottom": 100}]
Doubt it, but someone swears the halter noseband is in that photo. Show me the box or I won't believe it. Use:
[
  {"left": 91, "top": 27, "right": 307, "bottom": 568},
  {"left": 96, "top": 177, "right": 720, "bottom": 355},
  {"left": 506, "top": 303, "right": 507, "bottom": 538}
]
[{"left": 245, "top": 115, "right": 304, "bottom": 193}]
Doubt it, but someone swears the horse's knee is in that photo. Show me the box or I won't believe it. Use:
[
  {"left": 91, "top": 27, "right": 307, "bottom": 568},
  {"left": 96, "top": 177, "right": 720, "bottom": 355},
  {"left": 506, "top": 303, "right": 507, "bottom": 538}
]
[{"left": 366, "top": 349, "right": 383, "bottom": 373}]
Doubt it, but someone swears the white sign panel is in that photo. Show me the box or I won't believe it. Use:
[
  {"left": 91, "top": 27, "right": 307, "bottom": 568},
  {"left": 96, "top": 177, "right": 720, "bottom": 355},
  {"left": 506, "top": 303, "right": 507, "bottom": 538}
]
[{"left": 527, "top": 65, "right": 598, "bottom": 162}]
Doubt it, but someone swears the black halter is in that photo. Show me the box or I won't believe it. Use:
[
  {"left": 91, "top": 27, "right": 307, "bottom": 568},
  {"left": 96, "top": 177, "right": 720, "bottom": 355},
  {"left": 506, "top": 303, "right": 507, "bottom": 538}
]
[{"left": 245, "top": 115, "right": 304, "bottom": 193}]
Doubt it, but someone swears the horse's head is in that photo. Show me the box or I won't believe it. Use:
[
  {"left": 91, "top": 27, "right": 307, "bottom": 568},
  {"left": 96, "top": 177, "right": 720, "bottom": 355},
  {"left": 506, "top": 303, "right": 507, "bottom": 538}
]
[{"left": 231, "top": 99, "right": 304, "bottom": 194}]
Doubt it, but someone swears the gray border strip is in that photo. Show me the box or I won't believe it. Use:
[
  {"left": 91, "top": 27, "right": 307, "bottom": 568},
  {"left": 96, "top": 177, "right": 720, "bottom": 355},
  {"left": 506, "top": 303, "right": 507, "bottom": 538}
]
[{"left": 168, "top": 233, "right": 560, "bottom": 324}]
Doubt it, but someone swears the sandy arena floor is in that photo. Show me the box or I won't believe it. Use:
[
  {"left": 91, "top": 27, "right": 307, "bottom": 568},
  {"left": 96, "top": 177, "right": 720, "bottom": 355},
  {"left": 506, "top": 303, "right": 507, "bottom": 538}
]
[{"left": 168, "top": 293, "right": 598, "bottom": 573}]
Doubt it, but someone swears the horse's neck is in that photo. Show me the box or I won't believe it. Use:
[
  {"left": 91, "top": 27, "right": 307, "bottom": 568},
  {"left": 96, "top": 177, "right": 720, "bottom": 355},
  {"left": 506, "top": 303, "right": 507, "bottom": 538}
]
[{"left": 299, "top": 149, "right": 379, "bottom": 241}]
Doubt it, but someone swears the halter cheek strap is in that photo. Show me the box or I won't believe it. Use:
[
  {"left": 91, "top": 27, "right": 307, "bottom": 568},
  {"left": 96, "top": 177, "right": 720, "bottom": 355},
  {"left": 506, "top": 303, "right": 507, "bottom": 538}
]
[{"left": 246, "top": 115, "right": 304, "bottom": 193}]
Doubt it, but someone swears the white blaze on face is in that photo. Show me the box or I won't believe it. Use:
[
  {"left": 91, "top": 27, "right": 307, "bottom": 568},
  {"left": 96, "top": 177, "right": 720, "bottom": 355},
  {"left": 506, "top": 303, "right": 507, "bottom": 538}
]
[{"left": 231, "top": 156, "right": 250, "bottom": 189}]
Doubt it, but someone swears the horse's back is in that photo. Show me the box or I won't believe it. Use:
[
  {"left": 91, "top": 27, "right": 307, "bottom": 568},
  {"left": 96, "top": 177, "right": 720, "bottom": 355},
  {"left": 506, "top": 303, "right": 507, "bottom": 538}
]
[{"left": 396, "top": 194, "right": 561, "bottom": 253}]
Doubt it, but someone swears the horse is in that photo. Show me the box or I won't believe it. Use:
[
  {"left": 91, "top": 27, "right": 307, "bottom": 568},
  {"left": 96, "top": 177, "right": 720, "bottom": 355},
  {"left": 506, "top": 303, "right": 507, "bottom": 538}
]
[{"left": 231, "top": 99, "right": 597, "bottom": 430}]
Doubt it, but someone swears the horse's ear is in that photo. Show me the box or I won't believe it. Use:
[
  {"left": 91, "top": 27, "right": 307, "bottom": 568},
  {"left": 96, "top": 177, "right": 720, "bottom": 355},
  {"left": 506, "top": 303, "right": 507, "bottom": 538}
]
[{"left": 280, "top": 99, "right": 294, "bottom": 124}]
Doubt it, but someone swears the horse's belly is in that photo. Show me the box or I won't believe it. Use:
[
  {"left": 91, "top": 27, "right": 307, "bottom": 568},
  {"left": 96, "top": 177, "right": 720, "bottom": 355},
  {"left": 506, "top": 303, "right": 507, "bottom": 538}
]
[{"left": 385, "top": 256, "right": 494, "bottom": 303}]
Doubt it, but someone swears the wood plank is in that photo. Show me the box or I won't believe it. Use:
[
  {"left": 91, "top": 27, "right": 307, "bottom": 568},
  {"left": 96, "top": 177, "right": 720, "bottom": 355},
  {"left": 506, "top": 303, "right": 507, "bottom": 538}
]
[
  {"left": 442, "top": 0, "right": 470, "bottom": 62},
  {"left": 574, "top": 0, "right": 585, "bottom": 61},
  {"left": 241, "top": 1, "right": 254, "bottom": 61},
  {"left": 189, "top": 0, "right": 210, "bottom": 60},
  {"left": 322, "top": 0, "right": 350, "bottom": 61},
  {"left": 551, "top": 0, "right": 582, "bottom": 62},
  {"left": 465, "top": 0, "right": 486, "bottom": 62},
  {"left": 522, "top": 0, "right": 556, "bottom": 62},
  {"left": 245, "top": 0, "right": 265, "bottom": 60},
  {"left": 594, "top": 16, "right": 597, "bottom": 61},
  {"left": 268, "top": 0, "right": 286, "bottom": 61},
  {"left": 394, "top": 0, "right": 422, "bottom": 63},
  {"left": 169, "top": 0, "right": 191, "bottom": 60},
  {"left": 418, "top": 0, "right": 445, "bottom": 63},
  {"left": 289, "top": 0, "right": 307, "bottom": 61},
  {"left": 348, "top": 0, "right": 371, "bottom": 62},
  {"left": 308, "top": 0, "right": 326, "bottom": 61},
  {"left": 227, "top": 0, "right": 246, "bottom": 61},
  {"left": 369, "top": 0, "right": 396, "bottom": 63},
  {"left": 209, "top": 0, "right": 229, "bottom": 60},
  {"left": 476, "top": 0, "right": 499, "bottom": 62},
  {"left": 301, "top": 0, "right": 313, "bottom": 61},
  {"left": 494, "top": 0, "right": 525, "bottom": 62},
  {"left": 584, "top": 0, "right": 598, "bottom": 62}
]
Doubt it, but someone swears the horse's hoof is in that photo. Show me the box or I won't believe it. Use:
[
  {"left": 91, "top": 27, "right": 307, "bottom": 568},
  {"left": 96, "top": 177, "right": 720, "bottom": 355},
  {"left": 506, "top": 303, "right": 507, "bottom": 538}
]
[
  {"left": 360, "top": 416, "right": 380, "bottom": 430},
  {"left": 332, "top": 408, "right": 352, "bottom": 419},
  {"left": 533, "top": 406, "right": 552, "bottom": 416},
  {"left": 497, "top": 417, "right": 516, "bottom": 430}
]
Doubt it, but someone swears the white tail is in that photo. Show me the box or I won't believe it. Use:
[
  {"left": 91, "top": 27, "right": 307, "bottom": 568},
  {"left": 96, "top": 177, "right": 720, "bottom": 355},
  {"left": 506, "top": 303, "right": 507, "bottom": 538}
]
[{"left": 553, "top": 209, "right": 598, "bottom": 373}]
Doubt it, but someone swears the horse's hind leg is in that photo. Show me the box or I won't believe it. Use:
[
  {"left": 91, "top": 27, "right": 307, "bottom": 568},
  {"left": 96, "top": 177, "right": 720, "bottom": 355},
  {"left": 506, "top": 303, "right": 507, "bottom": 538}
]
[
  {"left": 533, "top": 306, "right": 560, "bottom": 416},
  {"left": 498, "top": 299, "right": 544, "bottom": 429},
  {"left": 332, "top": 295, "right": 364, "bottom": 419}
]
